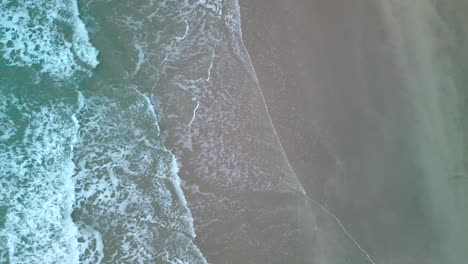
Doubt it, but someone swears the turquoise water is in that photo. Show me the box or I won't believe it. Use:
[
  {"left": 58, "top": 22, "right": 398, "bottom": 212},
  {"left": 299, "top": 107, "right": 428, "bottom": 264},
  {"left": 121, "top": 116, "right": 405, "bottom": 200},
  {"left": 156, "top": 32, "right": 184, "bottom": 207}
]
[
  {"left": 1, "top": 0, "right": 467, "bottom": 263},
  {"left": 0, "top": 0, "right": 212, "bottom": 262}
]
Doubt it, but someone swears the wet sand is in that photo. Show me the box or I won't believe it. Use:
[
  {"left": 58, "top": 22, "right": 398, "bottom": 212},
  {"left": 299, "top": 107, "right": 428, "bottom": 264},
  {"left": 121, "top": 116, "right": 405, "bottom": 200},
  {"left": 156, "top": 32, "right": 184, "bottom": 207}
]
[
  {"left": 158, "top": 1, "right": 380, "bottom": 263},
  {"left": 239, "top": 0, "right": 458, "bottom": 263}
]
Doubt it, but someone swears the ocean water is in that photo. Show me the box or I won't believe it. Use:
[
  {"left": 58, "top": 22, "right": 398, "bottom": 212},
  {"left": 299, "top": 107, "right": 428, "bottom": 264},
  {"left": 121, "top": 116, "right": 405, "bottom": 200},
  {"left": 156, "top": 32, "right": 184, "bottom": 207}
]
[
  {"left": 0, "top": 0, "right": 222, "bottom": 262},
  {"left": 0, "top": 0, "right": 369, "bottom": 263},
  {"left": 2, "top": 0, "right": 467, "bottom": 263}
]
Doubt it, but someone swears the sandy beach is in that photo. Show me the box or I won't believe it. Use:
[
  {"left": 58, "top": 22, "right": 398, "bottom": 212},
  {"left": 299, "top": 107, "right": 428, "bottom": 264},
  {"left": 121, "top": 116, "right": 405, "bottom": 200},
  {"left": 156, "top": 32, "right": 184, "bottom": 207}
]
[
  {"left": 239, "top": 0, "right": 466, "bottom": 263},
  {"left": 157, "top": 0, "right": 382, "bottom": 263},
  {"left": 3, "top": 0, "right": 467, "bottom": 262}
]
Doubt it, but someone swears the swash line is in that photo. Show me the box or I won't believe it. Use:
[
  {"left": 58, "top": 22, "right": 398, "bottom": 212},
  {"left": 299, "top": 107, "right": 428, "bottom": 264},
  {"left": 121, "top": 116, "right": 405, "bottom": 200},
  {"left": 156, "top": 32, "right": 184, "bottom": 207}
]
[{"left": 233, "top": 1, "right": 377, "bottom": 263}]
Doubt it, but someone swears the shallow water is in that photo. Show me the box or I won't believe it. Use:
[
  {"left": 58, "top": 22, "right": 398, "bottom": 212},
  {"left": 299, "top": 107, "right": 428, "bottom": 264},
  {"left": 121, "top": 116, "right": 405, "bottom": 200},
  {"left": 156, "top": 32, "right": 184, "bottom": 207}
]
[
  {"left": 1, "top": 0, "right": 370, "bottom": 262},
  {"left": 0, "top": 0, "right": 207, "bottom": 262},
  {"left": 1, "top": 0, "right": 466, "bottom": 263}
]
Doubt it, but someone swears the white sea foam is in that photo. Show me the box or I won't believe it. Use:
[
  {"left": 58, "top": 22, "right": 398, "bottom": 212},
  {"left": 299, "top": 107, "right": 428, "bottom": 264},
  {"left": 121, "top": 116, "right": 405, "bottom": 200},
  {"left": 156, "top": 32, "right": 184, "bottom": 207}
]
[
  {"left": 71, "top": 0, "right": 99, "bottom": 69},
  {"left": 76, "top": 224, "right": 104, "bottom": 264},
  {"left": 72, "top": 91, "right": 206, "bottom": 263},
  {"left": 0, "top": 0, "right": 98, "bottom": 78},
  {"left": 0, "top": 93, "right": 81, "bottom": 263},
  {"left": 187, "top": 98, "right": 200, "bottom": 127},
  {"left": 175, "top": 20, "right": 189, "bottom": 41},
  {"left": 131, "top": 38, "right": 146, "bottom": 77},
  {"left": 0, "top": 95, "right": 17, "bottom": 142}
]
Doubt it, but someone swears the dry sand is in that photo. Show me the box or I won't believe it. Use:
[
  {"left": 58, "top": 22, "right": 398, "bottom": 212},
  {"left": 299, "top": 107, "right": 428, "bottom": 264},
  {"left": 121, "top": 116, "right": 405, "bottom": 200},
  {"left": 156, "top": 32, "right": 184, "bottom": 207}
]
[{"left": 239, "top": 0, "right": 453, "bottom": 263}]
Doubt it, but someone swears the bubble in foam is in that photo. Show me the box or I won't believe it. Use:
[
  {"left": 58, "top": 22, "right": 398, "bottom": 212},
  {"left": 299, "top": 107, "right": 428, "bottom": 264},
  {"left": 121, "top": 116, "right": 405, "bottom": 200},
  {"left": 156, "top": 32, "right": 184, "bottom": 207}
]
[
  {"left": 0, "top": 95, "right": 18, "bottom": 141},
  {"left": 0, "top": 92, "right": 81, "bottom": 263},
  {"left": 0, "top": 0, "right": 99, "bottom": 78},
  {"left": 71, "top": 88, "right": 206, "bottom": 263}
]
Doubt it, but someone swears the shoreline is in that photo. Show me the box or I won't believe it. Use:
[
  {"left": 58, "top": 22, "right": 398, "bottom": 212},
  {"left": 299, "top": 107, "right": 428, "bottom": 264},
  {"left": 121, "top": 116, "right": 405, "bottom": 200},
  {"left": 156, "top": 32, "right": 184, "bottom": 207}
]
[
  {"left": 160, "top": 1, "right": 378, "bottom": 263},
  {"left": 239, "top": 0, "right": 459, "bottom": 262},
  {"left": 234, "top": 2, "right": 377, "bottom": 262}
]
